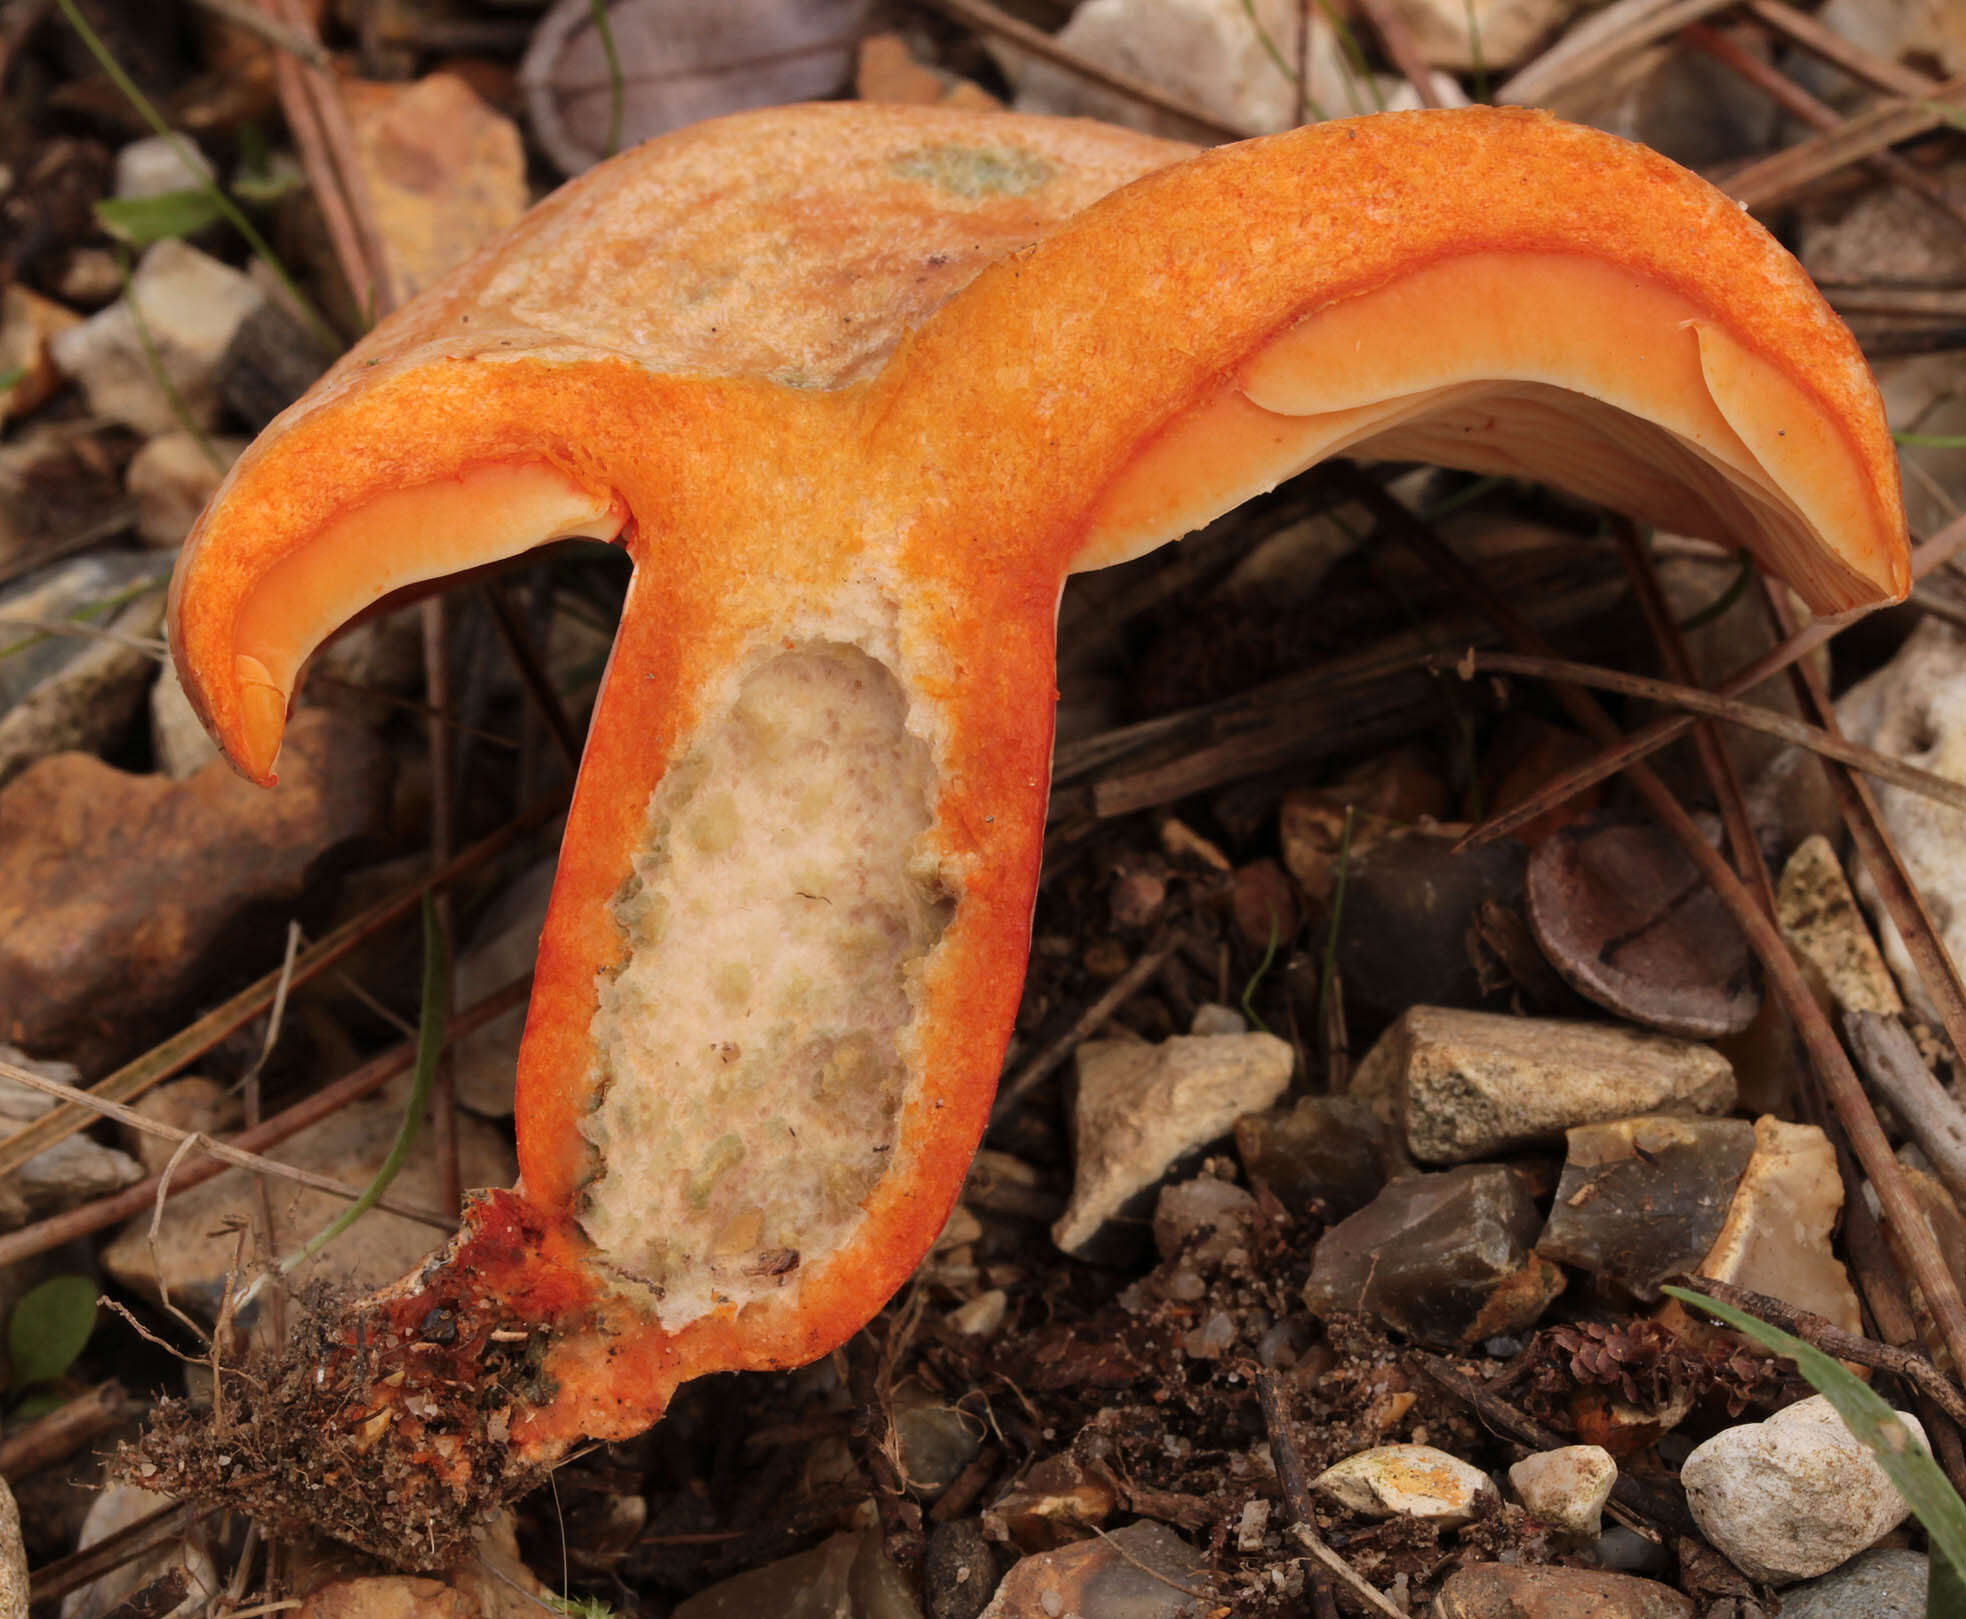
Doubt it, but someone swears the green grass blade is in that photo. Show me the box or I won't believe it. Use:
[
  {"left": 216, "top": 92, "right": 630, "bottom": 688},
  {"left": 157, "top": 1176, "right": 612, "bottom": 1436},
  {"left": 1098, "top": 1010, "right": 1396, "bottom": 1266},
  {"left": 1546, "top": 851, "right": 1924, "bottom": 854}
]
[
  {"left": 53, "top": 0, "right": 340, "bottom": 351},
  {"left": 278, "top": 894, "right": 452, "bottom": 1275},
  {"left": 1665, "top": 1284, "right": 1966, "bottom": 1614},
  {"left": 587, "top": 0, "right": 625, "bottom": 159}
]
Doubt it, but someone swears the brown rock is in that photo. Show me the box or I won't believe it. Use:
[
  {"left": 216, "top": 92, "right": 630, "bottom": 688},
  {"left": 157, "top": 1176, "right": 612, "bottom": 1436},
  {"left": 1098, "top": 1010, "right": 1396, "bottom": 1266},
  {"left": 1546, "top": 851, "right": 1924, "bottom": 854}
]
[
  {"left": 977, "top": 1522, "right": 1207, "bottom": 1618},
  {"left": 1433, "top": 1564, "right": 1694, "bottom": 1619},
  {"left": 856, "top": 32, "right": 1001, "bottom": 110},
  {"left": 0, "top": 286, "right": 83, "bottom": 423},
  {"left": 0, "top": 708, "right": 390, "bottom": 1069},
  {"left": 341, "top": 73, "right": 529, "bottom": 306}
]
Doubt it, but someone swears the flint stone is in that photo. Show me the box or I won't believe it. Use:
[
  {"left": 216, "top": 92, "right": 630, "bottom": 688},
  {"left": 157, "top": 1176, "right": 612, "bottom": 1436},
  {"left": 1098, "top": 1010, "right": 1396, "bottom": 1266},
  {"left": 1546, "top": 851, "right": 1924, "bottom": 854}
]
[
  {"left": 1506, "top": 1444, "right": 1616, "bottom": 1538},
  {"left": 1432, "top": 1564, "right": 1693, "bottom": 1619},
  {"left": 0, "top": 285, "right": 82, "bottom": 422},
  {"left": 1052, "top": 1032, "right": 1291, "bottom": 1258},
  {"left": 1305, "top": 1164, "right": 1564, "bottom": 1347},
  {"left": 1681, "top": 1395, "right": 1925, "bottom": 1584},
  {"left": 923, "top": 1519, "right": 1000, "bottom": 1619},
  {"left": 50, "top": 240, "right": 264, "bottom": 435},
  {"left": 1780, "top": 834, "right": 1902, "bottom": 1018},
  {"left": 1380, "top": 1005, "right": 1734, "bottom": 1165},
  {"left": 1535, "top": 1115, "right": 1755, "bottom": 1299},
  {"left": 1313, "top": 1443, "right": 1495, "bottom": 1525},
  {"left": 976, "top": 1521, "right": 1208, "bottom": 1619},
  {"left": 1669, "top": 1116, "right": 1861, "bottom": 1337},
  {"left": 986, "top": 1452, "right": 1119, "bottom": 1552},
  {"left": 1778, "top": 1547, "right": 1928, "bottom": 1619},
  {"left": 1234, "top": 1093, "right": 1397, "bottom": 1219}
]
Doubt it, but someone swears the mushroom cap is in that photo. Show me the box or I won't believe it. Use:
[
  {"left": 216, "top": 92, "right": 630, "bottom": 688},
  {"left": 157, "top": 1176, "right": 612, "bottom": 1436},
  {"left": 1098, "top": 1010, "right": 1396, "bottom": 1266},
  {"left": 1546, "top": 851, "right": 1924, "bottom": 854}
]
[{"left": 164, "top": 101, "right": 1908, "bottom": 1474}]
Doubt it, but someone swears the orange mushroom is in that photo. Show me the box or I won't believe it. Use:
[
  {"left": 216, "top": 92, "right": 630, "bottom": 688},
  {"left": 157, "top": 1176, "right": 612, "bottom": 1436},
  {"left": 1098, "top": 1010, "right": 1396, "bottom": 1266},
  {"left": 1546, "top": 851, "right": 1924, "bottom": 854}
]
[{"left": 160, "top": 102, "right": 1906, "bottom": 1550}]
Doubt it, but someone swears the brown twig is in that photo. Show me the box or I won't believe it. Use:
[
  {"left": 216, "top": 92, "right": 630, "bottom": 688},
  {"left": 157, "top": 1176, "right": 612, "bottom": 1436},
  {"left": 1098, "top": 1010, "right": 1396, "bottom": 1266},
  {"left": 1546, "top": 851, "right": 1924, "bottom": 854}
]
[
  {"left": 0, "top": 1055, "right": 454, "bottom": 1227},
  {"left": 1846, "top": 1012, "right": 1966, "bottom": 1210},
  {"left": 915, "top": 0, "right": 1256, "bottom": 141},
  {"left": 482, "top": 579, "right": 584, "bottom": 770},
  {"left": 1723, "top": 69, "right": 1966, "bottom": 215},
  {"left": 990, "top": 936, "right": 1178, "bottom": 1125},
  {"left": 1351, "top": 0, "right": 1440, "bottom": 109},
  {"left": 1762, "top": 579, "right": 1966, "bottom": 1068},
  {"left": 1496, "top": 0, "right": 1738, "bottom": 108},
  {"left": 1410, "top": 1353, "right": 1700, "bottom": 1536},
  {"left": 1251, "top": 1366, "right": 1403, "bottom": 1618},
  {"left": 1455, "top": 513, "right": 1966, "bottom": 849},
  {"left": 0, "top": 974, "right": 530, "bottom": 1269},
  {"left": 0, "top": 792, "right": 564, "bottom": 1178},
  {"left": 1741, "top": 0, "right": 1933, "bottom": 100},
  {"left": 29, "top": 1502, "right": 210, "bottom": 1607},
  {"left": 0, "top": 1381, "right": 132, "bottom": 1480},
  {"left": 1436, "top": 649, "right": 1966, "bottom": 816},
  {"left": 1683, "top": 1273, "right": 1966, "bottom": 1429},
  {"left": 1611, "top": 520, "right": 1774, "bottom": 916},
  {"left": 1683, "top": 23, "right": 1966, "bottom": 234},
  {"left": 1344, "top": 468, "right": 1966, "bottom": 1381}
]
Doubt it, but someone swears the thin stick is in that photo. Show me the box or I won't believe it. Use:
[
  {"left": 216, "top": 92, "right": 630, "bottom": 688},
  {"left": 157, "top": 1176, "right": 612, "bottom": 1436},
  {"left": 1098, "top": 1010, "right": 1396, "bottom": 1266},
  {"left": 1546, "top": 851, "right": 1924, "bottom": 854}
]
[
  {"left": 1612, "top": 521, "right": 1774, "bottom": 916},
  {"left": 1348, "top": 469, "right": 1966, "bottom": 1381},
  {"left": 1762, "top": 579, "right": 1966, "bottom": 1070},
  {"left": 28, "top": 1502, "right": 210, "bottom": 1607},
  {"left": 1685, "top": 1273, "right": 1966, "bottom": 1429},
  {"left": 1411, "top": 1353, "right": 1700, "bottom": 1536},
  {"left": 0, "top": 1057, "right": 453, "bottom": 1228},
  {"left": 1454, "top": 513, "right": 1966, "bottom": 849},
  {"left": 990, "top": 937, "right": 1178, "bottom": 1125},
  {"left": 1437, "top": 650, "right": 1966, "bottom": 816},
  {"left": 482, "top": 579, "right": 583, "bottom": 770},
  {"left": 1742, "top": 0, "right": 1933, "bottom": 98},
  {"left": 0, "top": 974, "right": 530, "bottom": 1270},
  {"left": 1352, "top": 0, "right": 1440, "bottom": 108},
  {"left": 0, "top": 1380, "right": 130, "bottom": 1480},
  {"left": 1252, "top": 1366, "right": 1404, "bottom": 1619},
  {"left": 0, "top": 791, "right": 564, "bottom": 1177},
  {"left": 916, "top": 0, "right": 1256, "bottom": 141},
  {"left": 1846, "top": 1012, "right": 1966, "bottom": 1211},
  {"left": 1684, "top": 23, "right": 1966, "bottom": 234},
  {"left": 1724, "top": 69, "right": 1966, "bottom": 214}
]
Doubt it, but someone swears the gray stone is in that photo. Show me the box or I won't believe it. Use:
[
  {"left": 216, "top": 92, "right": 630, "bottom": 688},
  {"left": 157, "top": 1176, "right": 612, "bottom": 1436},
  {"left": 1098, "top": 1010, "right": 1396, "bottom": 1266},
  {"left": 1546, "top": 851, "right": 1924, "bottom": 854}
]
[
  {"left": 0, "top": 552, "right": 169, "bottom": 787},
  {"left": 1305, "top": 1164, "right": 1564, "bottom": 1347},
  {"left": 976, "top": 1522, "right": 1208, "bottom": 1619},
  {"left": 127, "top": 430, "right": 243, "bottom": 549},
  {"left": 0, "top": 1043, "right": 143, "bottom": 1223},
  {"left": 1681, "top": 1395, "right": 1925, "bottom": 1584},
  {"left": 1535, "top": 1114, "right": 1756, "bottom": 1300},
  {"left": 150, "top": 657, "right": 220, "bottom": 780},
  {"left": 1363, "top": 0, "right": 1584, "bottom": 71},
  {"left": 1780, "top": 834, "right": 1903, "bottom": 1019},
  {"left": 1314, "top": 1443, "right": 1495, "bottom": 1525},
  {"left": 113, "top": 134, "right": 214, "bottom": 202},
  {"left": 1052, "top": 1032, "right": 1291, "bottom": 1257},
  {"left": 1006, "top": 0, "right": 1459, "bottom": 142},
  {"left": 1380, "top": 1005, "right": 1734, "bottom": 1165},
  {"left": 1779, "top": 1547, "right": 1928, "bottom": 1619},
  {"left": 50, "top": 239, "right": 264, "bottom": 435},
  {"left": 923, "top": 1519, "right": 999, "bottom": 1619},
  {"left": 1838, "top": 620, "right": 1966, "bottom": 1025}
]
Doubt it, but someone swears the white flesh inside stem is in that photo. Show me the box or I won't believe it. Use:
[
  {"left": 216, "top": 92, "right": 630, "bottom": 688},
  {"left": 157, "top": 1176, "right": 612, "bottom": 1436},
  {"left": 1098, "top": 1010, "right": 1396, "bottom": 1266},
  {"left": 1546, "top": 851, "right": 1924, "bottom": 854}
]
[{"left": 580, "top": 637, "right": 954, "bottom": 1328}]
